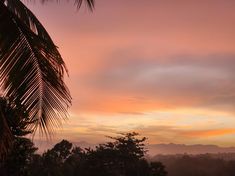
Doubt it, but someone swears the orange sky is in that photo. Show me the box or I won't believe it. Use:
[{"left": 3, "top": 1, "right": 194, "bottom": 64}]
[{"left": 26, "top": 0, "right": 235, "bottom": 149}]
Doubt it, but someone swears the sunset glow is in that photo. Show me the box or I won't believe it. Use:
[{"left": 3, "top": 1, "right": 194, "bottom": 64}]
[{"left": 27, "top": 0, "right": 235, "bottom": 149}]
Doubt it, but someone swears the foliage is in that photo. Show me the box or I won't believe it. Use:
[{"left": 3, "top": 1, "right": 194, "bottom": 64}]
[
  {"left": 0, "top": 97, "right": 32, "bottom": 158},
  {"left": 3, "top": 132, "right": 235, "bottom": 176},
  {"left": 0, "top": 97, "right": 37, "bottom": 175},
  {"left": 0, "top": 137, "right": 38, "bottom": 176},
  {"left": 0, "top": 132, "right": 167, "bottom": 176},
  {"left": 32, "top": 132, "right": 167, "bottom": 176}
]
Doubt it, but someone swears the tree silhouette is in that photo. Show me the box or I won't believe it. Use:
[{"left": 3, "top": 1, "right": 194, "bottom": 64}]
[
  {"left": 40, "top": 140, "right": 73, "bottom": 176},
  {"left": 0, "top": 97, "right": 38, "bottom": 175},
  {"left": 1, "top": 137, "right": 38, "bottom": 176},
  {"left": 74, "top": 132, "right": 167, "bottom": 176},
  {"left": 0, "top": 0, "right": 94, "bottom": 156},
  {"left": 0, "top": 97, "right": 31, "bottom": 159},
  {"left": 23, "top": 133, "right": 167, "bottom": 176}
]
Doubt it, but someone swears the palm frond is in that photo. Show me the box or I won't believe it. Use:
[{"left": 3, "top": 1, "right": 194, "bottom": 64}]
[
  {"left": 4, "top": 0, "right": 94, "bottom": 39},
  {"left": 3, "top": 0, "right": 94, "bottom": 73},
  {"left": 4, "top": 0, "right": 66, "bottom": 56},
  {"left": 0, "top": 2, "right": 71, "bottom": 135},
  {"left": 75, "top": 0, "right": 95, "bottom": 11}
]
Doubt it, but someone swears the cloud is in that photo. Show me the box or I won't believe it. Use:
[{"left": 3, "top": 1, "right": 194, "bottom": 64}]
[
  {"left": 133, "top": 124, "right": 235, "bottom": 145},
  {"left": 28, "top": 0, "right": 235, "bottom": 147},
  {"left": 71, "top": 52, "right": 235, "bottom": 114},
  {"left": 28, "top": 0, "right": 235, "bottom": 116},
  {"left": 182, "top": 129, "right": 235, "bottom": 137}
]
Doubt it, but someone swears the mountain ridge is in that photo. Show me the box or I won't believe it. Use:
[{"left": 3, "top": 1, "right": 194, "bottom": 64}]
[{"left": 148, "top": 143, "right": 235, "bottom": 155}]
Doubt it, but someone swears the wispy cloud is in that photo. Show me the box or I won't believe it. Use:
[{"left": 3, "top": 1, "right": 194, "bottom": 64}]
[
  {"left": 182, "top": 129, "right": 235, "bottom": 137},
  {"left": 70, "top": 53, "right": 235, "bottom": 115}
]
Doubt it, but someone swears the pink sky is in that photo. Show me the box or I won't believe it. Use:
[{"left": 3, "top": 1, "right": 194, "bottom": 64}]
[{"left": 26, "top": 0, "right": 235, "bottom": 150}]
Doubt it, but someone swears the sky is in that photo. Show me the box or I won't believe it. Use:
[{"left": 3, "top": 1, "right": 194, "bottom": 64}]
[{"left": 26, "top": 0, "right": 235, "bottom": 149}]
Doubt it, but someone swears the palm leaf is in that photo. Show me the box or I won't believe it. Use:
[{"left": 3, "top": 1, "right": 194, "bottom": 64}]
[
  {"left": 4, "top": 0, "right": 94, "bottom": 40},
  {"left": 75, "top": 0, "right": 95, "bottom": 10},
  {"left": 0, "top": 2, "right": 71, "bottom": 135}
]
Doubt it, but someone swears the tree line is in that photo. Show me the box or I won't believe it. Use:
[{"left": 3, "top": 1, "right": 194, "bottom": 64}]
[{"left": 0, "top": 131, "right": 167, "bottom": 176}]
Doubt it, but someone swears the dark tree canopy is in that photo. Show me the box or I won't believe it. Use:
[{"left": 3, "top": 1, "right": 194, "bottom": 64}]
[
  {"left": 1, "top": 133, "right": 168, "bottom": 176},
  {"left": 30, "top": 133, "right": 167, "bottom": 176},
  {"left": 0, "top": 97, "right": 32, "bottom": 159}
]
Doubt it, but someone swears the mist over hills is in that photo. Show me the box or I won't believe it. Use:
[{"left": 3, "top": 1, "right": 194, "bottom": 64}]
[{"left": 148, "top": 143, "right": 235, "bottom": 155}]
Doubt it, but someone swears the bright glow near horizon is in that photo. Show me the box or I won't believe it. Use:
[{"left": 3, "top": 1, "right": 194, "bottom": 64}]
[{"left": 26, "top": 0, "right": 235, "bottom": 148}]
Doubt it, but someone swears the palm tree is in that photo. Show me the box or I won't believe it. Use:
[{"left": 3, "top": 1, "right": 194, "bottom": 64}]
[{"left": 0, "top": 0, "right": 94, "bottom": 156}]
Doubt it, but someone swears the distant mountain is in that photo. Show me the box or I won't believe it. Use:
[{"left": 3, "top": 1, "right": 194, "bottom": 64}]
[
  {"left": 147, "top": 143, "right": 235, "bottom": 155},
  {"left": 35, "top": 139, "right": 235, "bottom": 156}
]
